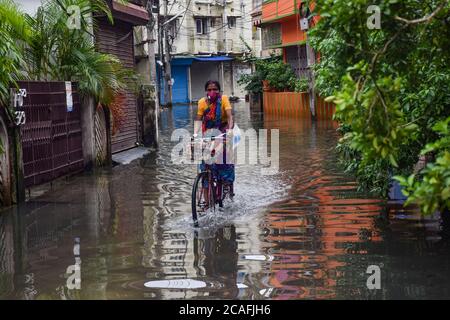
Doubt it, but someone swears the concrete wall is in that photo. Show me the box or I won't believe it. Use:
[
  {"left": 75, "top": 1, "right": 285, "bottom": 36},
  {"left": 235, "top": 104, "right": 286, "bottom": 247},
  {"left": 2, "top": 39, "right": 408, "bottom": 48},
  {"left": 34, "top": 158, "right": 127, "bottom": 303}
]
[
  {"left": 135, "top": 54, "right": 152, "bottom": 85},
  {"left": 191, "top": 61, "right": 251, "bottom": 101},
  {"left": 233, "top": 61, "right": 252, "bottom": 98},
  {"left": 223, "top": 61, "right": 233, "bottom": 96},
  {"left": 223, "top": 61, "right": 252, "bottom": 99},
  {"left": 140, "top": 84, "right": 158, "bottom": 147},
  {"left": 0, "top": 115, "right": 11, "bottom": 206},
  {"left": 165, "top": 0, "right": 256, "bottom": 55},
  {"left": 81, "top": 96, "right": 95, "bottom": 169},
  {"left": 0, "top": 106, "right": 25, "bottom": 206}
]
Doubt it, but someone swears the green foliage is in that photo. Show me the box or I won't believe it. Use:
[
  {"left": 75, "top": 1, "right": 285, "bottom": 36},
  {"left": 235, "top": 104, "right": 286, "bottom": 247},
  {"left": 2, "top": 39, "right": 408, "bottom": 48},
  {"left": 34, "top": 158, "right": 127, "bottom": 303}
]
[
  {"left": 237, "top": 66, "right": 265, "bottom": 95},
  {"left": 395, "top": 117, "right": 450, "bottom": 215},
  {"left": 23, "top": 0, "right": 136, "bottom": 106},
  {"left": 0, "top": 0, "right": 135, "bottom": 107},
  {"left": 265, "top": 59, "right": 297, "bottom": 91},
  {"left": 238, "top": 55, "right": 300, "bottom": 93},
  {"left": 0, "top": 0, "right": 136, "bottom": 151},
  {"left": 0, "top": 0, "right": 30, "bottom": 105},
  {"left": 293, "top": 78, "right": 309, "bottom": 92},
  {"left": 309, "top": 0, "right": 450, "bottom": 214}
]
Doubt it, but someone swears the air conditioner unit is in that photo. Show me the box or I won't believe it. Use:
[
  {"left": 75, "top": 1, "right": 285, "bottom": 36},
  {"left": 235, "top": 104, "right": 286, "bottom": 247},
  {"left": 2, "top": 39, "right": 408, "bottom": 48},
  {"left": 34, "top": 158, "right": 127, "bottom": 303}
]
[{"left": 300, "top": 18, "right": 309, "bottom": 30}]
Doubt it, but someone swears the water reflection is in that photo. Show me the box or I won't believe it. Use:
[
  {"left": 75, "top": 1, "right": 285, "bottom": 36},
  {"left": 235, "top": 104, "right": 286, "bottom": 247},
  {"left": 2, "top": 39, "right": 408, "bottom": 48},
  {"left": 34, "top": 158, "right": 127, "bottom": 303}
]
[
  {"left": 193, "top": 226, "right": 239, "bottom": 299},
  {"left": 0, "top": 102, "right": 450, "bottom": 299}
]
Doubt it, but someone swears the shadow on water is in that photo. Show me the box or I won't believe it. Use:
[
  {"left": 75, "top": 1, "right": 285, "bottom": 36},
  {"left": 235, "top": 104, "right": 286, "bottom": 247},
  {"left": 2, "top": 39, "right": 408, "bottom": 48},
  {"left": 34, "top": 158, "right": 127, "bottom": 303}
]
[{"left": 1, "top": 102, "right": 450, "bottom": 299}]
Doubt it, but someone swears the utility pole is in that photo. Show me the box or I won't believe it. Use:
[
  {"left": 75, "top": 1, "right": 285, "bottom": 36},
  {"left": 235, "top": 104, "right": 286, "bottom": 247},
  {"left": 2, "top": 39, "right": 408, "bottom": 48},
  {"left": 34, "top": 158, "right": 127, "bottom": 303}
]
[
  {"left": 221, "top": 0, "right": 227, "bottom": 88},
  {"left": 305, "top": 38, "right": 316, "bottom": 120},
  {"left": 223, "top": 0, "right": 227, "bottom": 53},
  {"left": 300, "top": 3, "right": 316, "bottom": 120},
  {"left": 144, "top": 0, "right": 159, "bottom": 144},
  {"left": 163, "top": 0, "right": 172, "bottom": 107},
  {"left": 145, "top": 0, "right": 157, "bottom": 87}
]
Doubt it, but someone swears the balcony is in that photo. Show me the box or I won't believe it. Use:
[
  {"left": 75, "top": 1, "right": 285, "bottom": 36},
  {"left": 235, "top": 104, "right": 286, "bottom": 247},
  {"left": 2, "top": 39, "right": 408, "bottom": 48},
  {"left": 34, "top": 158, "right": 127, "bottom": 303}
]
[
  {"left": 262, "top": 0, "right": 298, "bottom": 24},
  {"left": 195, "top": 39, "right": 216, "bottom": 54},
  {"left": 251, "top": 0, "right": 263, "bottom": 15},
  {"left": 111, "top": 0, "right": 149, "bottom": 25}
]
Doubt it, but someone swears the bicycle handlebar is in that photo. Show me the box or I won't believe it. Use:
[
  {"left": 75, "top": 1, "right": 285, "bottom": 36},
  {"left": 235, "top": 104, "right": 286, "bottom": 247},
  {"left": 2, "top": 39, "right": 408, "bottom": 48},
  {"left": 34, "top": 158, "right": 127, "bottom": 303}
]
[{"left": 191, "top": 132, "right": 227, "bottom": 142}]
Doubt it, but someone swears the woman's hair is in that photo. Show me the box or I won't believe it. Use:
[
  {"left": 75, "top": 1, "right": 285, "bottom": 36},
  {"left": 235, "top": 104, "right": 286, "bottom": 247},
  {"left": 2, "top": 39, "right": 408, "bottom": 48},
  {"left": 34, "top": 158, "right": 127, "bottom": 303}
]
[{"left": 204, "top": 80, "right": 221, "bottom": 91}]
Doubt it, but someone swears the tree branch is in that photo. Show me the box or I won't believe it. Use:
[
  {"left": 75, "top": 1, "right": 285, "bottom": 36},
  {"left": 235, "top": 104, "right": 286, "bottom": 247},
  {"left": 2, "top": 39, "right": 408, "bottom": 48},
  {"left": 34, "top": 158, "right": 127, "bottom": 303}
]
[
  {"left": 395, "top": 1, "right": 448, "bottom": 25},
  {"left": 370, "top": 2, "right": 448, "bottom": 74}
]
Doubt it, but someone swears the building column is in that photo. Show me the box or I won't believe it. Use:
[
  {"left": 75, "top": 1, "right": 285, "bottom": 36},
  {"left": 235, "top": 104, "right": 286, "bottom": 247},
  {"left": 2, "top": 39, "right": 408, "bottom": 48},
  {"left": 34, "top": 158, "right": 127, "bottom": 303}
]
[
  {"left": 188, "top": 66, "right": 192, "bottom": 103},
  {"left": 81, "top": 96, "right": 95, "bottom": 170},
  {"left": 220, "top": 62, "right": 225, "bottom": 90}
]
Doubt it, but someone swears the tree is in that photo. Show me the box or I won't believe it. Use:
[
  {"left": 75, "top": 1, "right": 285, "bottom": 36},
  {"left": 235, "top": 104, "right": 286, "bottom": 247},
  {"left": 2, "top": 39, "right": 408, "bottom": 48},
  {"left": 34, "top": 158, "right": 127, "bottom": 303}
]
[
  {"left": 0, "top": 0, "right": 137, "bottom": 143},
  {"left": 0, "top": 0, "right": 30, "bottom": 105},
  {"left": 308, "top": 0, "right": 450, "bottom": 214},
  {"left": 24, "top": 0, "right": 137, "bottom": 106}
]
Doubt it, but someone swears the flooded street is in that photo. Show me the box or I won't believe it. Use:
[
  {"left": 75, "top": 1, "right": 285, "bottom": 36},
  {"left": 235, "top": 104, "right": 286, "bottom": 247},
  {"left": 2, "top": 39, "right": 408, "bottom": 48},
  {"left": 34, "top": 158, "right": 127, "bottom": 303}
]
[{"left": 1, "top": 102, "right": 450, "bottom": 300}]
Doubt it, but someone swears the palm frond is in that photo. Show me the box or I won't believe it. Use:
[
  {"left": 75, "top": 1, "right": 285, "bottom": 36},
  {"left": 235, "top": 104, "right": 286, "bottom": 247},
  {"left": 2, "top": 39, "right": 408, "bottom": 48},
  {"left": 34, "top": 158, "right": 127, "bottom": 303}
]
[{"left": 0, "top": 0, "right": 29, "bottom": 104}]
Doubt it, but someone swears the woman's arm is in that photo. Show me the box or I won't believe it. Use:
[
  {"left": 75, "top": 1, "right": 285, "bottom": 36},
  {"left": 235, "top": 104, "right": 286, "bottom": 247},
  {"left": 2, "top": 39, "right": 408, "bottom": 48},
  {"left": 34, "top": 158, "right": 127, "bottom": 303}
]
[
  {"left": 194, "top": 114, "right": 202, "bottom": 136},
  {"left": 226, "top": 109, "right": 233, "bottom": 130}
]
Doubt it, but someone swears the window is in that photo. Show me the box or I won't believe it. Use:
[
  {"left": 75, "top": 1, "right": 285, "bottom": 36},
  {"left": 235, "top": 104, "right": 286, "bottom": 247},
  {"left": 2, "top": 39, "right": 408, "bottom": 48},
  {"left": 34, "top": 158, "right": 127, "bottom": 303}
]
[
  {"left": 196, "top": 18, "right": 208, "bottom": 34},
  {"left": 227, "top": 17, "right": 236, "bottom": 28},
  {"left": 168, "top": 18, "right": 178, "bottom": 39},
  {"left": 262, "top": 23, "right": 282, "bottom": 49},
  {"left": 252, "top": 26, "right": 260, "bottom": 40}
]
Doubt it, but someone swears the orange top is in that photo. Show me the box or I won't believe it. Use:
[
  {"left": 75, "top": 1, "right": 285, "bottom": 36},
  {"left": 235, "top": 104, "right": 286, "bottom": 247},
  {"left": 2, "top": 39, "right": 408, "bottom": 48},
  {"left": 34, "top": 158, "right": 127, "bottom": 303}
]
[{"left": 197, "top": 95, "right": 232, "bottom": 124}]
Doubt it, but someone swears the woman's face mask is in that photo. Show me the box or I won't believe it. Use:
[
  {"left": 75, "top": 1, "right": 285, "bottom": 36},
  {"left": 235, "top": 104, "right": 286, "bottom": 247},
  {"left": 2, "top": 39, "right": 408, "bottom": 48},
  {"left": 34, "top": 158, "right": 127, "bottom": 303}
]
[{"left": 207, "top": 88, "right": 220, "bottom": 103}]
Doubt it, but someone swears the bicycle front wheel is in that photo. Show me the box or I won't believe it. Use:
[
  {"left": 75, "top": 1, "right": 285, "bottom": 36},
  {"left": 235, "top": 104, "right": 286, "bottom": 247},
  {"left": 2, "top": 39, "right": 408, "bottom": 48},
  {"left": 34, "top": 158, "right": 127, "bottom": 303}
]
[{"left": 192, "top": 172, "right": 214, "bottom": 227}]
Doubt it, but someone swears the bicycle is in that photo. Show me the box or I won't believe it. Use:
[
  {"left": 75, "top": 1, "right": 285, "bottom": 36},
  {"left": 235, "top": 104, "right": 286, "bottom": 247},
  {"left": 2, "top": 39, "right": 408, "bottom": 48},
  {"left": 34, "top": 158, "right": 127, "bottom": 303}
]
[{"left": 190, "top": 132, "right": 234, "bottom": 227}]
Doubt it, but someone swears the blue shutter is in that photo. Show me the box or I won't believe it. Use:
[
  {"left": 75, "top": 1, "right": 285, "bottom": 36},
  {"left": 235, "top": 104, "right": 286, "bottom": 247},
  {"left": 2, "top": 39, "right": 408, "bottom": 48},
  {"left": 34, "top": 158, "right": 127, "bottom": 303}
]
[{"left": 171, "top": 66, "right": 189, "bottom": 104}]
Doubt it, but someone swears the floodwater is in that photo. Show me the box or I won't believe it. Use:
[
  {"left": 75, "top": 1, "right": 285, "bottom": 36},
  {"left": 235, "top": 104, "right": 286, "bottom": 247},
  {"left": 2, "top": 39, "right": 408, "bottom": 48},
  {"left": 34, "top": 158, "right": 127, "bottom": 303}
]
[{"left": 1, "top": 102, "right": 450, "bottom": 300}]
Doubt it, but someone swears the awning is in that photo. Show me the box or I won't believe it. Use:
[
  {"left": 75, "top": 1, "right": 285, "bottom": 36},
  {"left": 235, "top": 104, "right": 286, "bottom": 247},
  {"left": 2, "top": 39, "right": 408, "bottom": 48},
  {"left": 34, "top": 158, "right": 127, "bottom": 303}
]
[
  {"left": 194, "top": 56, "right": 234, "bottom": 62},
  {"left": 171, "top": 58, "right": 195, "bottom": 66},
  {"left": 112, "top": 0, "right": 149, "bottom": 25}
]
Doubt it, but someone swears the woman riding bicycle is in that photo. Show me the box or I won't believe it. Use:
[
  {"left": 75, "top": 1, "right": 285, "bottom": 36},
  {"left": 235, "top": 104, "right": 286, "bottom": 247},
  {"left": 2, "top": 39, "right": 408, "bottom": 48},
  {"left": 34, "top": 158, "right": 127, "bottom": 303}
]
[{"left": 195, "top": 80, "right": 235, "bottom": 191}]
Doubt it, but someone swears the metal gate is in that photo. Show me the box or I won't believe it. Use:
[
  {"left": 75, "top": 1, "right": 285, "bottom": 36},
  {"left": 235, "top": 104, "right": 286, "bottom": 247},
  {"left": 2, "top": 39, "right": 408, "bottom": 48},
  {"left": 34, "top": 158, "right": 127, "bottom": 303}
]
[
  {"left": 285, "top": 45, "right": 309, "bottom": 78},
  {"left": 15, "top": 81, "right": 84, "bottom": 188},
  {"left": 95, "top": 17, "right": 139, "bottom": 153}
]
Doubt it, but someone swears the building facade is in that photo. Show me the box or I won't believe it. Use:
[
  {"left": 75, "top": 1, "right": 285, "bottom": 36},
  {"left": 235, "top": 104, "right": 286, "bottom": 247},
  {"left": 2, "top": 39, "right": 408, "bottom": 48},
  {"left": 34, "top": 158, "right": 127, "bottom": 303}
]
[
  {"left": 260, "top": 0, "right": 318, "bottom": 77},
  {"left": 154, "top": 0, "right": 261, "bottom": 104}
]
